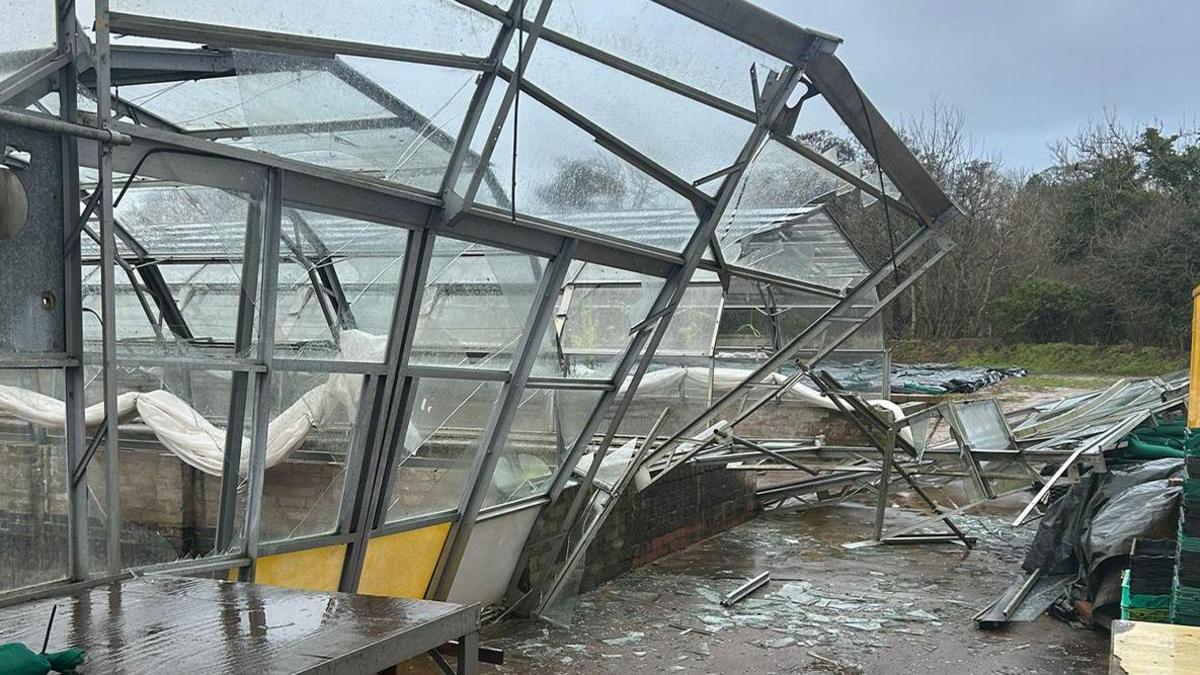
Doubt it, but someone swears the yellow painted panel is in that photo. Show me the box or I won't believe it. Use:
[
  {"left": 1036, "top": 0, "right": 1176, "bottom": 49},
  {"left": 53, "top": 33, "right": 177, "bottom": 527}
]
[
  {"left": 356, "top": 522, "right": 451, "bottom": 599},
  {"left": 254, "top": 544, "right": 347, "bottom": 592},
  {"left": 1190, "top": 285, "right": 1200, "bottom": 427}
]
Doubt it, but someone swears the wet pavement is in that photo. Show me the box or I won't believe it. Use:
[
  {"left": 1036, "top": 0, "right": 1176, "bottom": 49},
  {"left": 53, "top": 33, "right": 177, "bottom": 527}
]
[{"left": 476, "top": 503, "right": 1107, "bottom": 674}]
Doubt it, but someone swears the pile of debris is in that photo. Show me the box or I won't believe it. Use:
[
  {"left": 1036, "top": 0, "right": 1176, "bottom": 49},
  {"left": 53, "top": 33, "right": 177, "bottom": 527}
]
[{"left": 971, "top": 371, "right": 1195, "bottom": 628}]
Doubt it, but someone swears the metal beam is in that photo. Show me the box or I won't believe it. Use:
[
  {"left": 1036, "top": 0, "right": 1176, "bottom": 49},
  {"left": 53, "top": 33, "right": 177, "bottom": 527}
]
[
  {"left": 456, "top": 0, "right": 555, "bottom": 214},
  {"left": 82, "top": 44, "right": 236, "bottom": 87},
  {"left": 0, "top": 106, "right": 132, "bottom": 144},
  {"left": 0, "top": 50, "right": 69, "bottom": 107},
  {"left": 107, "top": 12, "right": 491, "bottom": 71},
  {"left": 649, "top": 0, "right": 841, "bottom": 65},
  {"left": 437, "top": 0, "right": 527, "bottom": 210},
  {"left": 339, "top": 227, "right": 436, "bottom": 592},
  {"left": 805, "top": 51, "right": 958, "bottom": 226}
]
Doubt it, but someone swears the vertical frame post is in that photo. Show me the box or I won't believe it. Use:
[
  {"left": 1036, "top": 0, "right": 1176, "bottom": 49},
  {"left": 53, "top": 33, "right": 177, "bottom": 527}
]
[
  {"left": 239, "top": 167, "right": 283, "bottom": 580},
  {"left": 94, "top": 0, "right": 122, "bottom": 575},
  {"left": 214, "top": 182, "right": 269, "bottom": 552},
  {"left": 338, "top": 227, "right": 436, "bottom": 592},
  {"left": 58, "top": 0, "right": 88, "bottom": 581}
]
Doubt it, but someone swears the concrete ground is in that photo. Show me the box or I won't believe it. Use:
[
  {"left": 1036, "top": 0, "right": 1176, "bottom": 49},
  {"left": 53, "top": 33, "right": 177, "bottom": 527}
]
[
  {"left": 474, "top": 504, "right": 1107, "bottom": 674},
  {"left": 394, "top": 375, "right": 1116, "bottom": 674}
]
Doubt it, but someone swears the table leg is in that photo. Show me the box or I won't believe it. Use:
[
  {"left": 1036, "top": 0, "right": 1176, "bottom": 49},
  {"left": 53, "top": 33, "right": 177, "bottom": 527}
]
[{"left": 457, "top": 631, "right": 479, "bottom": 675}]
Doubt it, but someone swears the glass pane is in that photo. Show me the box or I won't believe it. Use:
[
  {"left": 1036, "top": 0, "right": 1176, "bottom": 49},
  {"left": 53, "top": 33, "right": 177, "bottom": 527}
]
[
  {"left": 952, "top": 400, "right": 1013, "bottom": 451},
  {"left": 0, "top": 369, "right": 69, "bottom": 591},
  {"left": 726, "top": 205, "right": 871, "bottom": 290},
  {"left": 84, "top": 367, "right": 252, "bottom": 568},
  {"left": 276, "top": 208, "right": 408, "bottom": 361},
  {"left": 521, "top": 39, "right": 755, "bottom": 193},
  {"left": 112, "top": 0, "right": 502, "bottom": 56},
  {"left": 457, "top": 81, "right": 700, "bottom": 252},
  {"left": 411, "top": 238, "right": 546, "bottom": 369},
  {"left": 82, "top": 183, "right": 266, "bottom": 356},
  {"left": 0, "top": 0, "right": 56, "bottom": 84},
  {"left": 531, "top": 262, "right": 662, "bottom": 378},
  {"left": 384, "top": 378, "right": 503, "bottom": 522},
  {"left": 260, "top": 369, "right": 364, "bottom": 542},
  {"left": 716, "top": 141, "right": 861, "bottom": 286},
  {"left": 527, "top": 0, "right": 786, "bottom": 109},
  {"left": 119, "top": 65, "right": 391, "bottom": 131},
  {"left": 658, "top": 283, "right": 722, "bottom": 355},
  {"left": 483, "top": 387, "right": 604, "bottom": 507},
  {"left": 229, "top": 51, "right": 479, "bottom": 192}
]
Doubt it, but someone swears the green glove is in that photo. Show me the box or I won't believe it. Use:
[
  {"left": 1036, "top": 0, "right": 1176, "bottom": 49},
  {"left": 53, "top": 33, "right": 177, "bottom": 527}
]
[
  {"left": 0, "top": 643, "right": 51, "bottom": 675},
  {"left": 45, "top": 648, "right": 86, "bottom": 673}
]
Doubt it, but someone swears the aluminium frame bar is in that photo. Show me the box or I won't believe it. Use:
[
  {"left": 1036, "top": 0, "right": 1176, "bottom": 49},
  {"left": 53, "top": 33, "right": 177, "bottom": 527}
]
[
  {"left": 238, "top": 167, "right": 284, "bottom": 580},
  {"left": 439, "top": 0, "right": 532, "bottom": 216},
  {"left": 213, "top": 175, "right": 270, "bottom": 552},
  {"left": 338, "top": 227, "right": 435, "bottom": 592},
  {"left": 454, "top": 0, "right": 554, "bottom": 216},
  {"left": 95, "top": 0, "right": 122, "bottom": 575},
  {"left": 0, "top": 50, "right": 70, "bottom": 107},
  {"left": 58, "top": 0, "right": 90, "bottom": 582},
  {"left": 107, "top": 12, "right": 490, "bottom": 72}
]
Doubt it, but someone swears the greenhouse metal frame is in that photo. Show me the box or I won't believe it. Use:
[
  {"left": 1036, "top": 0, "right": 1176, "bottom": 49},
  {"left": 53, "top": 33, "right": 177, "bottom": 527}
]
[{"left": 0, "top": 0, "right": 959, "bottom": 608}]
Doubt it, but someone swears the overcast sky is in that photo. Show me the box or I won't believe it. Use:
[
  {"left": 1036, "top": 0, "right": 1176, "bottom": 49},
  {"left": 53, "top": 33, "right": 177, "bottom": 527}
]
[{"left": 758, "top": 0, "right": 1200, "bottom": 172}]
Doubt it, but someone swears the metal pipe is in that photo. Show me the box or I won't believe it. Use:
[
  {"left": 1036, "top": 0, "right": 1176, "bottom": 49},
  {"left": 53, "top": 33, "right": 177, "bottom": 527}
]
[
  {"left": 0, "top": 107, "right": 132, "bottom": 144},
  {"left": 721, "top": 571, "right": 770, "bottom": 606}
]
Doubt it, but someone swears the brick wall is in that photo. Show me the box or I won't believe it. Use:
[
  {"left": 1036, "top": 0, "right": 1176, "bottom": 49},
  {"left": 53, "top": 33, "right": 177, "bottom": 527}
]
[{"left": 523, "top": 462, "right": 758, "bottom": 604}]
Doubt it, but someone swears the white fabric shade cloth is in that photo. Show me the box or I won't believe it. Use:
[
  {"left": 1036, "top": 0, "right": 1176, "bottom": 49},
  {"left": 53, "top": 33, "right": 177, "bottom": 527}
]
[
  {"left": 0, "top": 333, "right": 906, "bottom": 476},
  {"left": 0, "top": 330, "right": 388, "bottom": 477}
]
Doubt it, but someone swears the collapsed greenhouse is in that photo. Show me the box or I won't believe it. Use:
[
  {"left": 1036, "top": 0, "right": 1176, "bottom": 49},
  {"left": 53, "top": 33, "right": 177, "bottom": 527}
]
[{"left": 0, "top": 0, "right": 964, "bottom": 670}]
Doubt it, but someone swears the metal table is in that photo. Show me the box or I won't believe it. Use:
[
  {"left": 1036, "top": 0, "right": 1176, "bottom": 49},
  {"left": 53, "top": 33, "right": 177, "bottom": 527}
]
[{"left": 0, "top": 576, "right": 479, "bottom": 674}]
